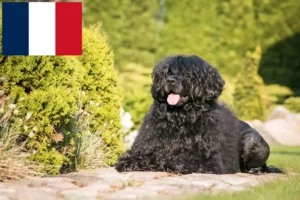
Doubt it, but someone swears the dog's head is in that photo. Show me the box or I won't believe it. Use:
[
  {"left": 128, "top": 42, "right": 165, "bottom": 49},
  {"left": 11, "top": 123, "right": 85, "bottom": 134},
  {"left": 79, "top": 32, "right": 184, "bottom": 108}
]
[{"left": 151, "top": 55, "right": 224, "bottom": 107}]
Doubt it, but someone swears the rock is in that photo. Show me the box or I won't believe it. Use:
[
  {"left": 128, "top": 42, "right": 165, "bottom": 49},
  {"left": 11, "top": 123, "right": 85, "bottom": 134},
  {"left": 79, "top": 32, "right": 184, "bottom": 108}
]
[
  {"left": 0, "top": 188, "right": 16, "bottom": 194},
  {"left": 258, "top": 128, "right": 280, "bottom": 145},
  {"left": 21, "top": 177, "right": 78, "bottom": 189},
  {"left": 261, "top": 106, "right": 300, "bottom": 145},
  {"left": 245, "top": 120, "right": 279, "bottom": 145},
  {"left": 246, "top": 106, "right": 300, "bottom": 145},
  {"left": 101, "top": 187, "right": 160, "bottom": 200},
  {"left": 266, "top": 106, "right": 300, "bottom": 133},
  {"left": 263, "top": 119, "right": 300, "bottom": 145},
  {"left": 296, "top": 114, "right": 300, "bottom": 121},
  {"left": 266, "top": 106, "right": 292, "bottom": 121},
  {"left": 0, "top": 168, "right": 286, "bottom": 200},
  {"left": 10, "top": 188, "right": 58, "bottom": 200},
  {"left": 0, "top": 196, "right": 9, "bottom": 200},
  {"left": 246, "top": 119, "right": 264, "bottom": 128},
  {"left": 60, "top": 187, "right": 104, "bottom": 199}
]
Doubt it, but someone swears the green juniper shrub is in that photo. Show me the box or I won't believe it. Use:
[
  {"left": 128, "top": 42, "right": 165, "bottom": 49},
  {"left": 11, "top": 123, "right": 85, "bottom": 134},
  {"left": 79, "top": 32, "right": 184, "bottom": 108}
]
[
  {"left": 77, "top": 25, "right": 123, "bottom": 165},
  {"left": 0, "top": 56, "right": 83, "bottom": 175},
  {"left": 233, "top": 46, "right": 266, "bottom": 120},
  {"left": 0, "top": 25, "right": 123, "bottom": 175},
  {"left": 265, "top": 84, "right": 294, "bottom": 105},
  {"left": 283, "top": 97, "right": 300, "bottom": 113},
  {"left": 263, "top": 84, "right": 294, "bottom": 117}
]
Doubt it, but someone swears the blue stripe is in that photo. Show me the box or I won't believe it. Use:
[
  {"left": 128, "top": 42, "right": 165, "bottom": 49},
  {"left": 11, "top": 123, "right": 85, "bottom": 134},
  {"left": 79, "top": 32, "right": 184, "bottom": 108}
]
[{"left": 2, "top": 2, "right": 29, "bottom": 56}]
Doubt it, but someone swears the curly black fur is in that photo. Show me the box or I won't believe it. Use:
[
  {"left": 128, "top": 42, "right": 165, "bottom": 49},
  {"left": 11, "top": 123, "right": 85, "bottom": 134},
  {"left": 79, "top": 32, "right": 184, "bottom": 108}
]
[{"left": 115, "top": 55, "right": 282, "bottom": 174}]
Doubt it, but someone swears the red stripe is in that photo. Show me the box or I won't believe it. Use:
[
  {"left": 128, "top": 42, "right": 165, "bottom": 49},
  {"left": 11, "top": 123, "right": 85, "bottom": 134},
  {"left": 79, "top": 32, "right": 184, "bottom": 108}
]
[{"left": 56, "top": 2, "right": 82, "bottom": 55}]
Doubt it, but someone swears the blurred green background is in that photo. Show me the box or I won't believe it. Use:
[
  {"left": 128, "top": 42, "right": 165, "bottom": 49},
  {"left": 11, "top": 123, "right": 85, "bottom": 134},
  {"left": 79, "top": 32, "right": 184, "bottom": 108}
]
[
  {"left": 81, "top": 0, "right": 300, "bottom": 128},
  {"left": 1, "top": 0, "right": 300, "bottom": 132},
  {"left": 0, "top": 0, "right": 300, "bottom": 179}
]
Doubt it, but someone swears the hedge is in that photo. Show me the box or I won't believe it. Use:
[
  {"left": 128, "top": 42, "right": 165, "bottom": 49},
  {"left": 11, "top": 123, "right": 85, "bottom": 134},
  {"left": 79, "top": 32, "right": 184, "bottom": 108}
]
[{"left": 0, "top": 22, "right": 123, "bottom": 174}]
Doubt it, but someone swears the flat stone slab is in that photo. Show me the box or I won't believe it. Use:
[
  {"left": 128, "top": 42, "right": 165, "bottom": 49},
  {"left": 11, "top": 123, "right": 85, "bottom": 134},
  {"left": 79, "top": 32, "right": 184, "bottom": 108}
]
[{"left": 0, "top": 168, "right": 286, "bottom": 200}]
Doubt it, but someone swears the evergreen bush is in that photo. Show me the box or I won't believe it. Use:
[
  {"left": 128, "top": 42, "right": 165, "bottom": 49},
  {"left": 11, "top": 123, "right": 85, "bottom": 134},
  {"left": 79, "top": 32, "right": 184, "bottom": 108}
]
[
  {"left": 265, "top": 84, "right": 294, "bottom": 105},
  {"left": 233, "top": 46, "right": 266, "bottom": 120},
  {"left": 78, "top": 25, "right": 123, "bottom": 165},
  {"left": 0, "top": 24, "right": 122, "bottom": 174},
  {"left": 283, "top": 97, "right": 300, "bottom": 113},
  {"left": 0, "top": 55, "right": 83, "bottom": 174}
]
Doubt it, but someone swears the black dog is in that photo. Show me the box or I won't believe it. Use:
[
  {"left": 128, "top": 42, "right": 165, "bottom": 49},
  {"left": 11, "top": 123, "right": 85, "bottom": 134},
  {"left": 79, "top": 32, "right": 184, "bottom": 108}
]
[{"left": 115, "top": 55, "right": 281, "bottom": 174}]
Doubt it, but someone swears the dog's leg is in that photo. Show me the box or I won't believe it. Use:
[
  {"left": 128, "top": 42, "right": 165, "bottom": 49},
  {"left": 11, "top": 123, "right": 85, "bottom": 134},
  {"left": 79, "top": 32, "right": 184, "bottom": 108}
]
[
  {"left": 114, "top": 150, "right": 142, "bottom": 172},
  {"left": 240, "top": 130, "right": 270, "bottom": 172},
  {"left": 115, "top": 150, "right": 160, "bottom": 172}
]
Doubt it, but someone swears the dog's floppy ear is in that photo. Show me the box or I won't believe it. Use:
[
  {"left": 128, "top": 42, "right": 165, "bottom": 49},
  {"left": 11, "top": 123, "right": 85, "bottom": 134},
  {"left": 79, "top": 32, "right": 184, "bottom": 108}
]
[
  {"left": 151, "top": 59, "right": 168, "bottom": 101},
  {"left": 203, "top": 64, "right": 225, "bottom": 101}
]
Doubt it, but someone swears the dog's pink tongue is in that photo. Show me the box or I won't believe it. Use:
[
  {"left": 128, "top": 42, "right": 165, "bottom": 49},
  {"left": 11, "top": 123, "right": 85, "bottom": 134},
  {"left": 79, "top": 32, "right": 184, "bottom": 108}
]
[{"left": 167, "top": 94, "right": 180, "bottom": 105}]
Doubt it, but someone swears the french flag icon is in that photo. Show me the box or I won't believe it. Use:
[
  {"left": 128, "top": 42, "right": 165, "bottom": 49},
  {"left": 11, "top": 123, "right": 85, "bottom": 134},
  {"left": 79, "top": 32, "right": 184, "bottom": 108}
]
[{"left": 2, "top": 2, "right": 82, "bottom": 56}]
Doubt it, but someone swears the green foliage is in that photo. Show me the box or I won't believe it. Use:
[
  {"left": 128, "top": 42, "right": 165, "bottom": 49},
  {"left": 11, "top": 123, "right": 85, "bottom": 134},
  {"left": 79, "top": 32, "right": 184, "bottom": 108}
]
[
  {"left": 256, "top": 0, "right": 300, "bottom": 93},
  {"left": 159, "top": 0, "right": 262, "bottom": 75},
  {"left": 29, "top": 144, "right": 65, "bottom": 175},
  {"left": 0, "top": 24, "right": 122, "bottom": 174},
  {"left": 0, "top": 55, "right": 83, "bottom": 174},
  {"left": 72, "top": 99, "right": 114, "bottom": 170},
  {"left": 216, "top": 0, "right": 259, "bottom": 76},
  {"left": 0, "top": 99, "right": 43, "bottom": 181},
  {"left": 283, "top": 97, "right": 300, "bottom": 113},
  {"left": 268, "top": 145, "right": 300, "bottom": 173},
  {"left": 265, "top": 84, "right": 294, "bottom": 104},
  {"left": 233, "top": 46, "right": 266, "bottom": 120},
  {"left": 83, "top": 0, "right": 159, "bottom": 127},
  {"left": 83, "top": 0, "right": 159, "bottom": 69},
  {"left": 119, "top": 63, "right": 153, "bottom": 130},
  {"left": 78, "top": 25, "right": 123, "bottom": 164},
  {"left": 159, "top": 0, "right": 219, "bottom": 67},
  {"left": 82, "top": 0, "right": 300, "bottom": 122},
  {"left": 259, "top": 33, "right": 300, "bottom": 95},
  {"left": 159, "top": 0, "right": 300, "bottom": 93},
  {"left": 218, "top": 74, "right": 236, "bottom": 108}
]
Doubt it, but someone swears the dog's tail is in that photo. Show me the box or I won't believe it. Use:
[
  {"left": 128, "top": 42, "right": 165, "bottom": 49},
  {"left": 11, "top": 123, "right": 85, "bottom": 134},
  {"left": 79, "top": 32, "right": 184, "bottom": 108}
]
[{"left": 261, "top": 164, "right": 285, "bottom": 174}]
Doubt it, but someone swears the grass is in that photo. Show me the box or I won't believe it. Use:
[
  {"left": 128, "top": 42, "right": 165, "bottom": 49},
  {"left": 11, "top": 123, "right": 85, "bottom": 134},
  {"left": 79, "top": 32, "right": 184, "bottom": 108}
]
[
  {"left": 268, "top": 146, "right": 300, "bottom": 172},
  {"left": 0, "top": 146, "right": 42, "bottom": 182},
  {"left": 0, "top": 105, "right": 43, "bottom": 182},
  {"left": 183, "top": 145, "right": 300, "bottom": 200}
]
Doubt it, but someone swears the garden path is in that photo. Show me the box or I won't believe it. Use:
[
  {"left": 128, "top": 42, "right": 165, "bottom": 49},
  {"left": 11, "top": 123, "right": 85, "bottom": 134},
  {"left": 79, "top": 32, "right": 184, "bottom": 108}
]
[{"left": 0, "top": 168, "right": 286, "bottom": 200}]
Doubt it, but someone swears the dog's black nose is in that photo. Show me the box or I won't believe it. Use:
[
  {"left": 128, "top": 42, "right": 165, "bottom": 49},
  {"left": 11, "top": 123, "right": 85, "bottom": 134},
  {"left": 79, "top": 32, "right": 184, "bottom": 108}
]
[{"left": 167, "top": 76, "right": 177, "bottom": 85}]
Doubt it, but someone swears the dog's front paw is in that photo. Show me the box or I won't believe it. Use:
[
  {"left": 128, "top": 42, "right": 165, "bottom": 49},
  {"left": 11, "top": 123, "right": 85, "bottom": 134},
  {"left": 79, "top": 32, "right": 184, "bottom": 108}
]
[{"left": 114, "top": 152, "right": 133, "bottom": 172}]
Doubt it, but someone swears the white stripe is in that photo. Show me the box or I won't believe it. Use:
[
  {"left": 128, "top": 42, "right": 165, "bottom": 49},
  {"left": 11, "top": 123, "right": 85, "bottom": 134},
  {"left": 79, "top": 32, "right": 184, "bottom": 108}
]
[{"left": 29, "top": 2, "right": 55, "bottom": 55}]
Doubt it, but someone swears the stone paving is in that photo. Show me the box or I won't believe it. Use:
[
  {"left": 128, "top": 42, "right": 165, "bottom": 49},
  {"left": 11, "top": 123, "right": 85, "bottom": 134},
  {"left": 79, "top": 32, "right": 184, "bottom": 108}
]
[{"left": 0, "top": 168, "right": 286, "bottom": 200}]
